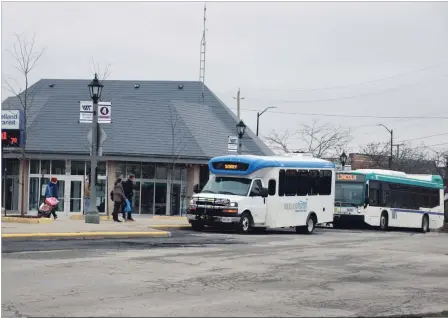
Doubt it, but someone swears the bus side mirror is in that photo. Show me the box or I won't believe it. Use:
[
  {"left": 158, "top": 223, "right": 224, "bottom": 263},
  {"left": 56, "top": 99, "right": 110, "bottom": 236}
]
[
  {"left": 260, "top": 188, "right": 268, "bottom": 198},
  {"left": 193, "top": 184, "right": 201, "bottom": 194}
]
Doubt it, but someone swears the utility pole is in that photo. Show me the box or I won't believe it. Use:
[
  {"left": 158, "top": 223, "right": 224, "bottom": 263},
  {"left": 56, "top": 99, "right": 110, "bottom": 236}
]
[
  {"left": 199, "top": 2, "right": 207, "bottom": 104},
  {"left": 233, "top": 89, "right": 245, "bottom": 120},
  {"left": 394, "top": 143, "right": 405, "bottom": 159},
  {"left": 378, "top": 124, "right": 393, "bottom": 169}
]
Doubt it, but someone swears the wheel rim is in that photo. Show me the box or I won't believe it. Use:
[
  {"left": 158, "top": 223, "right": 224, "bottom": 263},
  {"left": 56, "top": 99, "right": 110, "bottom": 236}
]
[
  {"left": 307, "top": 218, "right": 314, "bottom": 232},
  {"left": 381, "top": 216, "right": 386, "bottom": 227},
  {"left": 242, "top": 217, "right": 249, "bottom": 231}
]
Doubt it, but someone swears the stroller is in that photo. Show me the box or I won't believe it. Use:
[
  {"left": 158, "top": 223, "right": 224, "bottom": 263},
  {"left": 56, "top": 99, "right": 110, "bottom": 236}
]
[{"left": 37, "top": 197, "right": 60, "bottom": 218}]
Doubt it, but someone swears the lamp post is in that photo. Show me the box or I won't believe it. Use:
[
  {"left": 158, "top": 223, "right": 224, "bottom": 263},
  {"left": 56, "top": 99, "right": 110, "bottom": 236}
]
[
  {"left": 85, "top": 74, "right": 103, "bottom": 224},
  {"left": 256, "top": 106, "right": 276, "bottom": 136},
  {"left": 378, "top": 124, "right": 393, "bottom": 169},
  {"left": 340, "top": 151, "right": 348, "bottom": 170},
  {"left": 236, "top": 119, "right": 246, "bottom": 155}
]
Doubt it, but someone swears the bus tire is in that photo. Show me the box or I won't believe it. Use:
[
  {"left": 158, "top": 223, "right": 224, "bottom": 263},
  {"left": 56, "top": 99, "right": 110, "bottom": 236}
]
[
  {"left": 238, "top": 212, "right": 252, "bottom": 234},
  {"left": 380, "top": 211, "right": 388, "bottom": 231},
  {"left": 191, "top": 221, "right": 204, "bottom": 231},
  {"left": 296, "top": 214, "right": 316, "bottom": 234},
  {"left": 333, "top": 219, "right": 341, "bottom": 229},
  {"left": 420, "top": 214, "right": 430, "bottom": 233}
]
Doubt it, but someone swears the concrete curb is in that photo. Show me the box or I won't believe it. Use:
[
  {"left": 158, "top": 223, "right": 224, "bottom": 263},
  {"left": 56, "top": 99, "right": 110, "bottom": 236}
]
[
  {"left": 2, "top": 217, "right": 53, "bottom": 224},
  {"left": 150, "top": 224, "right": 191, "bottom": 229},
  {"left": 70, "top": 215, "right": 112, "bottom": 221},
  {"left": 2, "top": 230, "right": 172, "bottom": 241},
  {"left": 152, "top": 216, "right": 187, "bottom": 220}
]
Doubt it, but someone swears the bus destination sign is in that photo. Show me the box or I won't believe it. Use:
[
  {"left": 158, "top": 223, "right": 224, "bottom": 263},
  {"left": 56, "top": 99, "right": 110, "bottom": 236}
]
[
  {"left": 336, "top": 173, "right": 365, "bottom": 182},
  {"left": 212, "top": 161, "right": 249, "bottom": 171}
]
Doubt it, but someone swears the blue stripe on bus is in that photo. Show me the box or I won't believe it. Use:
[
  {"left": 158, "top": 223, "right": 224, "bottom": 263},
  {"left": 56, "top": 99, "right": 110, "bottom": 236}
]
[
  {"left": 392, "top": 208, "right": 444, "bottom": 216},
  {"left": 209, "top": 155, "right": 335, "bottom": 176}
]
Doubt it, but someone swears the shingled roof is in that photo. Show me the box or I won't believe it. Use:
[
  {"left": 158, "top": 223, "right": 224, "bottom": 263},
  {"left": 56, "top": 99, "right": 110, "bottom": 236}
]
[{"left": 2, "top": 79, "right": 274, "bottom": 159}]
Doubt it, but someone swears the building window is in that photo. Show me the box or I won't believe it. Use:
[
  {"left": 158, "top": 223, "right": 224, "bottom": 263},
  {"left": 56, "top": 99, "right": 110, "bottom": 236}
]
[
  {"left": 116, "top": 162, "right": 126, "bottom": 179},
  {"left": 30, "top": 160, "right": 40, "bottom": 174},
  {"left": 28, "top": 177, "right": 40, "bottom": 211},
  {"left": 71, "top": 161, "right": 85, "bottom": 175},
  {"left": 126, "top": 163, "right": 141, "bottom": 178},
  {"left": 172, "top": 167, "right": 182, "bottom": 180},
  {"left": 155, "top": 165, "right": 167, "bottom": 180},
  {"left": 142, "top": 164, "right": 155, "bottom": 179},
  {"left": 86, "top": 161, "right": 106, "bottom": 176},
  {"left": 51, "top": 160, "right": 66, "bottom": 175},
  {"left": 41, "top": 160, "right": 51, "bottom": 174}
]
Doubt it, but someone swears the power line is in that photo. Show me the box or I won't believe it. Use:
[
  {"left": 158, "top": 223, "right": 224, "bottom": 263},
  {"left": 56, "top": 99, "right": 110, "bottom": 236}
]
[
  {"left": 398, "top": 133, "right": 448, "bottom": 143},
  {"left": 253, "top": 61, "right": 447, "bottom": 92},
  {"left": 244, "top": 73, "right": 448, "bottom": 104},
  {"left": 231, "top": 108, "right": 448, "bottom": 119}
]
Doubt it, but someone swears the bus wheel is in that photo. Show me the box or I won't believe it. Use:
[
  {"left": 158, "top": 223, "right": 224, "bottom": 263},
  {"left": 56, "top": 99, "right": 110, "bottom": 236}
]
[
  {"left": 420, "top": 215, "right": 429, "bottom": 233},
  {"left": 191, "top": 221, "right": 204, "bottom": 231},
  {"left": 380, "top": 212, "right": 388, "bottom": 231},
  {"left": 238, "top": 213, "right": 252, "bottom": 234},
  {"left": 296, "top": 215, "right": 316, "bottom": 234},
  {"left": 333, "top": 219, "right": 341, "bottom": 229}
]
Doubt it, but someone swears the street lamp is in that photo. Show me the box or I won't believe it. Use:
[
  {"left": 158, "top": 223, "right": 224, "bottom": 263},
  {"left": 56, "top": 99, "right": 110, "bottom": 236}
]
[
  {"left": 85, "top": 74, "right": 103, "bottom": 224},
  {"left": 256, "top": 106, "right": 276, "bottom": 136},
  {"left": 236, "top": 119, "right": 246, "bottom": 155},
  {"left": 378, "top": 124, "right": 393, "bottom": 169},
  {"left": 340, "top": 151, "right": 348, "bottom": 170}
]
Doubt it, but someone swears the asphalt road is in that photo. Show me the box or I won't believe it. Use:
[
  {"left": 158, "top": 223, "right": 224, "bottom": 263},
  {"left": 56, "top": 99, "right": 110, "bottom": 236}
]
[{"left": 2, "top": 227, "right": 448, "bottom": 317}]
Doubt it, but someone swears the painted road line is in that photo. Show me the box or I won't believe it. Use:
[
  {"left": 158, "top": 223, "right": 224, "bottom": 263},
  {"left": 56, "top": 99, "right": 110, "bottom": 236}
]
[{"left": 2, "top": 231, "right": 171, "bottom": 239}]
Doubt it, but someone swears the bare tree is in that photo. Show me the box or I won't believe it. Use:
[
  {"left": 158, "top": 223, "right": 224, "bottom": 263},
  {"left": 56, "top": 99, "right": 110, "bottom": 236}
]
[
  {"left": 168, "top": 103, "right": 189, "bottom": 215},
  {"left": 359, "top": 141, "right": 443, "bottom": 174},
  {"left": 264, "top": 129, "right": 296, "bottom": 154},
  {"left": 2, "top": 33, "right": 46, "bottom": 216},
  {"left": 264, "top": 120, "right": 352, "bottom": 158}
]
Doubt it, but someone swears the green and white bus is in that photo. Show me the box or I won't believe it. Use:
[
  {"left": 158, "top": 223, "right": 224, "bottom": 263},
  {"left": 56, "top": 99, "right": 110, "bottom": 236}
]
[{"left": 334, "top": 169, "right": 445, "bottom": 232}]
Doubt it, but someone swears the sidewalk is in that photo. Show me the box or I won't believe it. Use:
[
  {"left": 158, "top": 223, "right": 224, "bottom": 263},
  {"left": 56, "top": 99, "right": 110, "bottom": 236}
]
[{"left": 1, "top": 215, "right": 191, "bottom": 241}]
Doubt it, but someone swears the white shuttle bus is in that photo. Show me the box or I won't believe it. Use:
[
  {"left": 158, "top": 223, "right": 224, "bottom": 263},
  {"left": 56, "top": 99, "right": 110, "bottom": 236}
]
[
  {"left": 334, "top": 169, "right": 445, "bottom": 232},
  {"left": 186, "top": 154, "right": 336, "bottom": 234}
]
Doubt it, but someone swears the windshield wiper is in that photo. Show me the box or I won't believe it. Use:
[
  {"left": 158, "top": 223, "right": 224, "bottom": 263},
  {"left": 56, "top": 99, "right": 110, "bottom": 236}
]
[
  {"left": 201, "top": 190, "right": 215, "bottom": 193},
  {"left": 217, "top": 191, "right": 236, "bottom": 195}
]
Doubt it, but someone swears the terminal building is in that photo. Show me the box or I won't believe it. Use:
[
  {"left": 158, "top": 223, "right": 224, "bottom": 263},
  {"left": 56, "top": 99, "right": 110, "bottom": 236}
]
[{"left": 1, "top": 79, "right": 273, "bottom": 216}]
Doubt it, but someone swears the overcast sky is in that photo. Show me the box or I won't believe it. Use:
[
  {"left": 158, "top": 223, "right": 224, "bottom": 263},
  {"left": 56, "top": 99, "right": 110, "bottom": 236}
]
[{"left": 2, "top": 1, "right": 448, "bottom": 155}]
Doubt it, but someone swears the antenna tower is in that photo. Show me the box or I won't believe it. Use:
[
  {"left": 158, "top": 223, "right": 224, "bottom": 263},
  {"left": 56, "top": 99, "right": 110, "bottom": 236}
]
[{"left": 199, "top": 2, "right": 207, "bottom": 104}]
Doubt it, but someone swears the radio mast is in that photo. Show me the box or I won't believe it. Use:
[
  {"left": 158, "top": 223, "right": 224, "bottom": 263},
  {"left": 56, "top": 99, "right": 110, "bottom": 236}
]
[{"left": 199, "top": 2, "right": 207, "bottom": 104}]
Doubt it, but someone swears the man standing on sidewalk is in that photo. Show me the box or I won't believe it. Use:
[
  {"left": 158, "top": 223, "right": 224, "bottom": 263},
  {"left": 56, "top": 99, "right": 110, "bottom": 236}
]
[{"left": 122, "top": 174, "right": 135, "bottom": 221}]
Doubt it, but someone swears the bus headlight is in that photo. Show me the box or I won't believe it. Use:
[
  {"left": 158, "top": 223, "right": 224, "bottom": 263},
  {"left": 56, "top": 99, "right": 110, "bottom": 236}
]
[{"left": 229, "top": 202, "right": 238, "bottom": 207}]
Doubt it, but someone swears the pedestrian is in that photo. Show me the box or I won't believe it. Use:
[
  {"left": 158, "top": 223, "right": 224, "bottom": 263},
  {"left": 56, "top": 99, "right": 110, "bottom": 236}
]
[
  {"left": 121, "top": 174, "right": 135, "bottom": 221},
  {"left": 83, "top": 173, "right": 91, "bottom": 215},
  {"left": 44, "top": 177, "right": 59, "bottom": 220},
  {"left": 112, "top": 178, "right": 126, "bottom": 223}
]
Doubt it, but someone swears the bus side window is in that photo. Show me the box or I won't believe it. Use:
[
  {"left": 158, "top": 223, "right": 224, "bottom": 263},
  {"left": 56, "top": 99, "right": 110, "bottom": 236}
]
[
  {"left": 278, "top": 170, "right": 285, "bottom": 197},
  {"left": 285, "top": 169, "right": 297, "bottom": 196},
  {"left": 268, "top": 179, "right": 276, "bottom": 196},
  {"left": 318, "top": 170, "right": 332, "bottom": 195},
  {"left": 297, "top": 170, "right": 309, "bottom": 196},
  {"left": 308, "top": 170, "right": 319, "bottom": 195},
  {"left": 369, "top": 181, "right": 380, "bottom": 206}
]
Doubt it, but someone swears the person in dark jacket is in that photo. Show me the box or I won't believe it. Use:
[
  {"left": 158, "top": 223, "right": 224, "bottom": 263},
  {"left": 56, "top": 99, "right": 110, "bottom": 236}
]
[
  {"left": 44, "top": 177, "right": 59, "bottom": 219},
  {"left": 112, "top": 178, "right": 126, "bottom": 222},
  {"left": 121, "top": 174, "right": 135, "bottom": 221}
]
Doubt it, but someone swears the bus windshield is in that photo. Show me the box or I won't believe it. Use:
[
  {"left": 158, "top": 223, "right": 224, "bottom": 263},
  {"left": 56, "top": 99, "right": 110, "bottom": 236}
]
[
  {"left": 201, "top": 176, "right": 252, "bottom": 196},
  {"left": 335, "top": 182, "right": 365, "bottom": 206}
]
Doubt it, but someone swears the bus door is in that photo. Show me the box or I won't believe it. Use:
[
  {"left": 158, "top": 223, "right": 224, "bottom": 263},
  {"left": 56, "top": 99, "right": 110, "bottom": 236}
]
[{"left": 248, "top": 179, "right": 267, "bottom": 224}]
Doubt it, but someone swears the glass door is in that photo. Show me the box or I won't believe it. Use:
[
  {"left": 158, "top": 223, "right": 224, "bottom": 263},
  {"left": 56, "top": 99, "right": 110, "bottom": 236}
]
[{"left": 70, "top": 180, "right": 82, "bottom": 213}]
